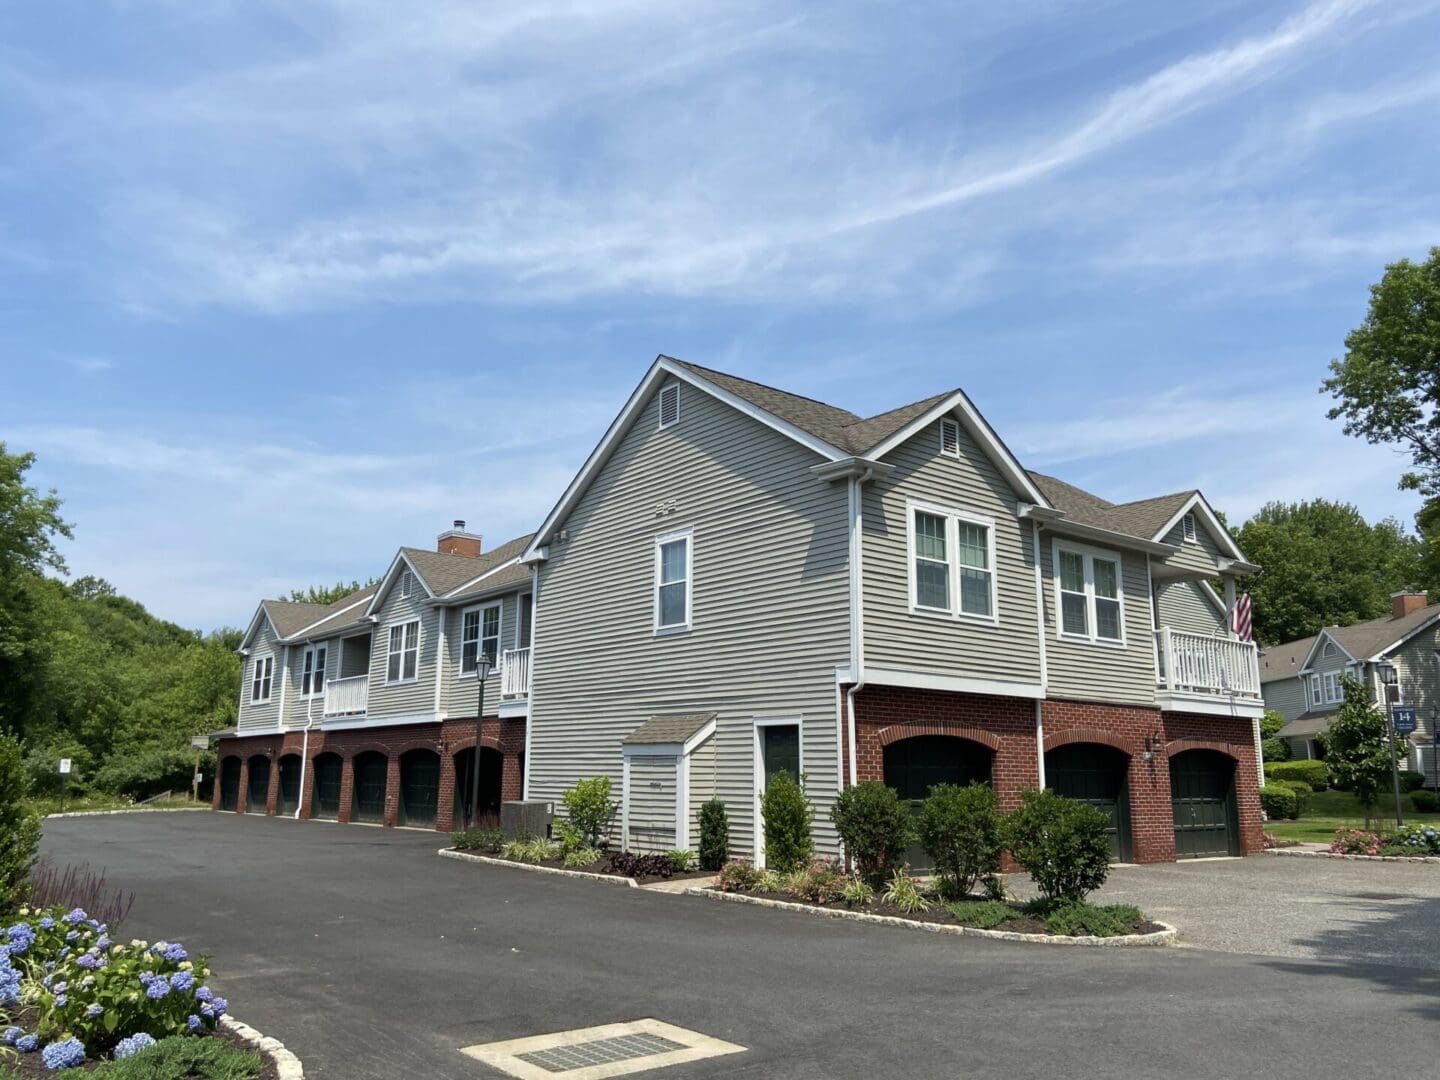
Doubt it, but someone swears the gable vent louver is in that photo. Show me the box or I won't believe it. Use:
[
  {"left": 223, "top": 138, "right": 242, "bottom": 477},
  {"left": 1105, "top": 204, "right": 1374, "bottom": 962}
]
[
  {"left": 1181, "top": 512, "right": 1198, "bottom": 543},
  {"left": 658, "top": 384, "right": 681, "bottom": 429},
  {"left": 940, "top": 417, "right": 960, "bottom": 458}
]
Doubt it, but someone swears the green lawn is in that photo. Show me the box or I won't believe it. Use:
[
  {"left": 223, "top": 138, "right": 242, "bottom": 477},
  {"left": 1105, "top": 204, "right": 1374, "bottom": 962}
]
[
  {"left": 1264, "top": 787, "right": 1440, "bottom": 843},
  {"left": 27, "top": 791, "right": 207, "bottom": 817}
]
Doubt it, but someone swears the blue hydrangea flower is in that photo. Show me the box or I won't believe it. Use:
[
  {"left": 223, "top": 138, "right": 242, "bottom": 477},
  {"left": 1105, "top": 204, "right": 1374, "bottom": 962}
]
[
  {"left": 213, "top": 997, "right": 228, "bottom": 1017},
  {"left": 170, "top": 970, "right": 195, "bottom": 993},
  {"left": 62, "top": 909, "right": 87, "bottom": 926},
  {"left": 41, "top": 1037, "right": 86, "bottom": 1071},
  {"left": 137, "top": 971, "right": 155, "bottom": 985},
  {"left": 64, "top": 931, "right": 79, "bottom": 944},
  {"left": 38, "top": 917, "right": 54, "bottom": 930},
  {"left": 2, "top": 1026, "right": 21, "bottom": 1046},
  {"left": 194, "top": 986, "right": 214, "bottom": 1003},
  {"left": 113, "top": 1033, "right": 157, "bottom": 1060},
  {"left": 145, "top": 979, "right": 170, "bottom": 1001},
  {"left": 86, "top": 1004, "right": 104, "bottom": 1019},
  {"left": 53, "top": 994, "right": 69, "bottom": 1009},
  {"left": 187, "top": 1015, "right": 202, "bottom": 1033},
  {"left": 96, "top": 936, "right": 111, "bottom": 951},
  {"left": 199, "top": 1003, "right": 214, "bottom": 1019},
  {"left": 17, "top": 1033, "right": 40, "bottom": 1054},
  {"left": 162, "top": 943, "right": 188, "bottom": 963},
  {"left": 76, "top": 953, "right": 100, "bottom": 970},
  {"left": 6, "top": 924, "right": 37, "bottom": 955}
]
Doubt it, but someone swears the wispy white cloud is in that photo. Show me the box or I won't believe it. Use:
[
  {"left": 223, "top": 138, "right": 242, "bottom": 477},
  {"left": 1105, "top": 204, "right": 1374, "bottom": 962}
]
[{"left": 66, "top": 356, "right": 113, "bottom": 375}]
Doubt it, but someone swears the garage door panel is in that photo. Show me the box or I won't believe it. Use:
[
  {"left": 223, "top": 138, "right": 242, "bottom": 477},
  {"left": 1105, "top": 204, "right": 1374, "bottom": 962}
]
[
  {"left": 1046, "top": 744, "right": 1132, "bottom": 863},
  {"left": 1170, "top": 750, "right": 1239, "bottom": 859}
]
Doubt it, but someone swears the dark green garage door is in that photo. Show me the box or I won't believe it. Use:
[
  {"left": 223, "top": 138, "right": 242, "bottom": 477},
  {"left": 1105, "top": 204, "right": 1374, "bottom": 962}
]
[
  {"left": 399, "top": 750, "right": 440, "bottom": 828},
  {"left": 1170, "top": 750, "right": 1239, "bottom": 859},
  {"left": 351, "top": 752, "right": 388, "bottom": 824},
  {"left": 1046, "top": 743, "right": 1133, "bottom": 863},
  {"left": 219, "top": 757, "right": 240, "bottom": 812},
  {"left": 884, "top": 736, "right": 994, "bottom": 871},
  {"left": 276, "top": 755, "right": 302, "bottom": 817},
  {"left": 245, "top": 756, "right": 270, "bottom": 814},
  {"left": 311, "top": 754, "right": 342, "bottom": 820}
]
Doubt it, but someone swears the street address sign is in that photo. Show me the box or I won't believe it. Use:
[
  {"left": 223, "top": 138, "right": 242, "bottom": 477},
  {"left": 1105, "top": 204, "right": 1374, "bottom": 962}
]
[
  {"left": 191, "top": 735, "right": 210, "bottom": 750},
  {"left": 58, "top": 758, "right": 72, "bottom": 775},
  {"left": 1391, "top": 707, "right": 1418, "bottom": 736}
]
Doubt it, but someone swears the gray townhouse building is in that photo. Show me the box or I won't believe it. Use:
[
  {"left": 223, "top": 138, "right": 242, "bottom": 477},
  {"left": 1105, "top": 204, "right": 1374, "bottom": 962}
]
[{"left": 217, "top": 356, "right": 1266, "bottom": 863}]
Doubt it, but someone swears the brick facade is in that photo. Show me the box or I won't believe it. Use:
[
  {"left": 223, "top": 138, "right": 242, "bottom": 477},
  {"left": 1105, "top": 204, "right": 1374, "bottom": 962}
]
[
  {"left": 214, "top": 715, "right": 526, "bottom": 832},
  {"left": 844, "top": 685, "right": 1262, "bottom": 864}
]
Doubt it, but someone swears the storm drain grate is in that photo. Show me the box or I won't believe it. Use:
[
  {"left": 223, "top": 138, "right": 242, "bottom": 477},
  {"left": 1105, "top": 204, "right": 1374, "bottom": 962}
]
[{"left": 460, "top": 1019, "right": 745, "bottom": 1079}]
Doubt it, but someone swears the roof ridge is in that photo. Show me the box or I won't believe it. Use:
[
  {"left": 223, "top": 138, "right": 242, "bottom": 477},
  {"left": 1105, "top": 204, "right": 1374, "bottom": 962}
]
[
  {"left": 1111, "top": 488, "right": 1197, "bottom": 509},
  {"left": 844, "top": 389, "right": 957, "bottom": 430},
  {"left": 665, "top": 357, "right": 863, "bottom": 422}
]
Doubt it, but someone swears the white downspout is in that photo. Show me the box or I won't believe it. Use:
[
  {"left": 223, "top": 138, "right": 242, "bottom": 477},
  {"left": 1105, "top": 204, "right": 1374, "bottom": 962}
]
[
  {"left": 845, "top": 470, "right": 873, "bottom": 790},
  {"left": 1032, "top": 520, "right": 1048, "bottom": 789}
]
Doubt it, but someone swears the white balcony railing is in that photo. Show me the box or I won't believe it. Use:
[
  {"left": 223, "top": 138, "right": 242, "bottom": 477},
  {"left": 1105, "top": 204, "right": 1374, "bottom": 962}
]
[
  {"left": 501, "top": 647, "right": 531, "bottom": 698},
  {"left": 1155, "top": 628, "right": 1260, "bottom": 698},
  {"left": 323, "top": 675, "right": 369, "bottom": 717}
]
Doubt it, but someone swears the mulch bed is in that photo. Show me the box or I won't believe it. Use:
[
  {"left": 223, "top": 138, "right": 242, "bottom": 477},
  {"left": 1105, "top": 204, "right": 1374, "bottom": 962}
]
[
  {"left": 451, "top": 849, "right": 714, "bottom": 884},
  {"left": 724, "top": 889, "right": 1165, "bottom": 937}
]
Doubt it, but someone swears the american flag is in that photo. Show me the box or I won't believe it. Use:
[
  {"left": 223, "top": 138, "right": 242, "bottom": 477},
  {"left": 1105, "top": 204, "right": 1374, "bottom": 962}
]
[{"left": 1232, "top": 592, "right": 1254, "bottom": 642}]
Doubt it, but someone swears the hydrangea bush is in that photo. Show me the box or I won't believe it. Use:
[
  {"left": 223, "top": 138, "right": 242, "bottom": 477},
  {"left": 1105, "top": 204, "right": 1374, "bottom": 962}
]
[{"left": 0, "top": 904, "right": 227, "bottom": 1065}]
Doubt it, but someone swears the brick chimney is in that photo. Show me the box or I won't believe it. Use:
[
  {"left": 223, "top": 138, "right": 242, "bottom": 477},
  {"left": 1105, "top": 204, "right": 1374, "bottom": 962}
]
[
  {"left": 437, "top": 520, "right": 482, "bottom": 558},
  {"left": 1391, "top": 591, "right": 1428, "bottom": 620}
]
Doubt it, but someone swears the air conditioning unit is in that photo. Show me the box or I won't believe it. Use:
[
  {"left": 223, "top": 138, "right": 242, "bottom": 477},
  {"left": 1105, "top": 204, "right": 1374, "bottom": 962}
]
[{"left": 501, "top": 800, "right": 554, "bottom": 841}]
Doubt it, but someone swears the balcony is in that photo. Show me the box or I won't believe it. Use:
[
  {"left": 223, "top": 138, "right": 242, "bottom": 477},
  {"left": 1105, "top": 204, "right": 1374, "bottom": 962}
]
[
  {"left": 323, "top": 675, "right": 369, "bottom": 717},
  {"left": 1154, "top": 628, "right": 1262, "bottom": 717},
  {"left": 501, "top": 647, "right": 531, "bottom": 699}
]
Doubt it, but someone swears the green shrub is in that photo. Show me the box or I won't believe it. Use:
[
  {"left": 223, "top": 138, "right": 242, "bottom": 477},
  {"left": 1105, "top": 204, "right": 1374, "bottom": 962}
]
[
  {"left": 697, "top": 798, "right": 729, "bottom": 871},
  {"left": 0, "top": 735, "right": 41, "bottom": 913},
  {"left": 1001, "top": 789, "right": 1112, "bottom": 903},
  {"left": 1411, "top": 789, "right": 1438, "bottom": 813},
  {"left": 562, "top": 846, "right": 602, "bottom": 868},
  {"left": 23, "top": 743, "right": 95, "bottom": 798},
  {"left": 1038, "top": 900, "right": 1144, "bottom": 938},
  {"left": 560, "top": 777, "right": 617, "bottom": 848},
  {"left": 1259, "top": 784, "right": 1297, "bottom": 820},
  {"left": 829, "top": 781, "right": 913, "bottom": 887},
  {"left": 90, "top": 747, "right": 214, "bottom": 802},
  {"left": 1260, "top": 738, "right": 1290, "bottom": 765},
  {"left": 99, "top": 1035, "right": 262, "bottom": 1079},
  {"left": 502, "top": 838, "right": 559, "bottom": 864},
  {"left": 759, "top": 770, "right": 814, "bottom": 873},
  {"left": 785, "top": 858, "right": 847, "bottom": 904},
  {"left": 667, "top": 849, "right": 694, "bottom": 873},
  {"left": 553, "top": 820, "right": 584, "bottom": 853},
  {"left": 917, "top": 782, "right": 1002, "bottom": 899},
  {"left": 754, "top": 869, "right": 784, "bottom": 893},
  {"left": 881, "top": 869, "right": 931, "bottom": 914},
  {"left": 1265, "top": 759, "right": 1329, "bottom": 791},
  {"left": 945, "top": 900, "right": 1015, "bottom": 930},
  {"left": 841, "top": 877, "right": 875, "bottom": 907},
  {"left": 715, "top": 859, "right": 760, "bottom": 892},
  {"left": 452, "top": 827, "right": 503, "bottom": 853},
  {"left": 1279, "top": 780, "right": 1313, "bottom": 818},
  {"left": 1399, "top": 771, "right": 1426, "bottom": 793}
]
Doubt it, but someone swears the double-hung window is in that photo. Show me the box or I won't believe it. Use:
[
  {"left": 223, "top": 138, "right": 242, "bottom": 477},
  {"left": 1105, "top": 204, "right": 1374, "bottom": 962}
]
[
  {"left": 461, "top": 604, "right": 501, "bottom": 675},
  {"left": 1309, "top": 673, "right": 1322, "bottom": 708},
  {"left": 386, "top": 620, "right": 420, "bottom": 683},
  {"left": 1322, "top": 671, "right": 1342, "bottom": 704},
  {"left": 655, "top": 529, "right": 692, "bottom": 632},
  {"left": 908, "top": 502, "right": 996, "bottom": 621},
  {"left": 250, "top": 655, "right": 273, "bottom": 703},
  {"left": 1054, "top": 543, "right": 1124, "bottom": 644},
  {"left": 301, "top": 645, "right": 328, "bottom": 697}
]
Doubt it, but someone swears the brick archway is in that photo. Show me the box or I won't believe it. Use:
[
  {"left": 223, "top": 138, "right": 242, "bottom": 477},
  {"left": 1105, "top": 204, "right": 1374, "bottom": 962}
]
[
  {"left": 1164, "top": 737, "right": 1243, "bottom": 760},
  {"left": 875, "top": 722, "right": 1002, "bottom": 752},
  {"left": 1044, "top": 728, "right": 1134, "bottom": 756}
]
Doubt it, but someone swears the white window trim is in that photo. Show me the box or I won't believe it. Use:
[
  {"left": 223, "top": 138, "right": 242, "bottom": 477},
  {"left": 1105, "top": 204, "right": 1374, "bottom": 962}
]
[
  {"left": 1052, "top": 540, "right": 1127, "bottom": 648},
  {"left": 459, "top": 602, "right": 503, "bottom": 678},
  {"left": 658, "top": 383, "right": 681, "bottom": 430},
  {"left": 653, "top": 527, "right": 694, "bottom": 635},
  {"left": 939, "top": 417, "right": 961, "bottom": 459},
  {"left": 905, "top": 498, "right": 999, "bottom": 626},
  {"left": 385, "top": 619, "right": 422, "bottom": 685},
  {"left": 752, "top": 717, "right": 804, "bottom": 871},
  {"left": 1321, "top": 670, "right": 1343, "bottom": 705},
  {"left": 300, "top": 644, "right": 328, "bottom": 699},
  {"left": 1309, "top": 673, "right": 1322, "bottom": 709},
  {"left": 250, "top": 653, "right": 274, "bottom": 704}
]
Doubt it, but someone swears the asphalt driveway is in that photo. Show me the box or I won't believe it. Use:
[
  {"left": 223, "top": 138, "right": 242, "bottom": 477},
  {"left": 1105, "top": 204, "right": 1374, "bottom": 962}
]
[{"left": 39, "top": 814, "right": 1440, "bottom": 1080}]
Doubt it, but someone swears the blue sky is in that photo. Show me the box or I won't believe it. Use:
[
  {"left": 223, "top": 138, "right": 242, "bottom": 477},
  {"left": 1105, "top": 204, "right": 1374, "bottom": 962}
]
[{"left": 2, "top": 0, "right": 1438, "bottom": 631}]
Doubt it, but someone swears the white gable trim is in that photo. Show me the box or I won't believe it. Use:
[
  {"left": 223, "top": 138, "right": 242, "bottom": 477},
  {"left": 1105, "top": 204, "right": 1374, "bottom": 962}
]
[
  {"left": 238, "top": 603, "right": 278, "bottom": 653},
  {"left": 864, "top": 391, "right": 1050, "bottom": 507},
  {"left": 364, "top": 551, "right": 437, "bottom": 617},
  {"left": 524, "top": 356, "right": 849, "bottom": 559},
  {"left": 1368, "top": 611, "right": 1440, "bottom": 661},
  {"left": 436, "top": 556, "right": 524, "bottom": 603},
  {"left": 1298, "top": 629, "right": 1356, "bottom": 674},
  {"left": 286, "top": 592, "right": 375, "bottom": 642},
  {"left": 1154, "top": 493, "right": 1246, "bottom": 561}
]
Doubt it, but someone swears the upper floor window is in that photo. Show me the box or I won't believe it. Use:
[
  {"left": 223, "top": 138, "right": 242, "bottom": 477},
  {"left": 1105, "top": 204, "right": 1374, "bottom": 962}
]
[
  {"left": 658, "top": 384, "right": 681, "bottom": 429},
  {"left": 301, "top": 645, "right": 328, "bottom": 697},
  {"left": 939, "top": 417, "right": 961, "bottom": 458},
  {"left": 386, "top": 619, "right": 420, "bottom": 683},
  {"left": 1054, "top": 543, "right": 1123, "bottom": 644},
  {"left": 1181, "top": 513, "right": 1198, "bottom": 544},
  {"left": 1322, "top": 641, "right": 1337, "bottom": 658},
  {"left": 1322, "top": 670, "right": 1342, "bottom": 704},
  {"left": 908, "top": 502, "right": 996, "bottom": 621},
  {"left": 655, "top": 529, "right": 692, "bottom": 632},
  {"left": 250, "top": 655, "right": 274, "bottom": 704},
  {"left": 399, "top": 569, "right": 415, "bottom": 599},
  {"left": 461, "top": 604, "right": 501, "bottom": 674}
]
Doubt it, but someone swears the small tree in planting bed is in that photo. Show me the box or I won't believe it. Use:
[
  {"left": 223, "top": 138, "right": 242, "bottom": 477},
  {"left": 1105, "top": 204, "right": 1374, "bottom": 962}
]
[
  {"left": 1002, "top": 789, "right": 1112, "bottom": 905},
  {"left": 0, "top": 733, "right": 42, "bottom": 913},
  {"left": 561, "top": 777, "right": 618, "bottom": 848},
  {"left": 698, "top": 798, "right": 730, "bottom": 871},
  {"left": 759, "top": 771, "right": 813, "bottom": 873},
  {"left": 1326, "top": 675, "right": 1407, "bottom": 828},
  {"left": 829, "top": 781, "right": 913, "bottom": 887},
  {"left": 917, "top": 782, "right": 1002, "bottom": 898}
]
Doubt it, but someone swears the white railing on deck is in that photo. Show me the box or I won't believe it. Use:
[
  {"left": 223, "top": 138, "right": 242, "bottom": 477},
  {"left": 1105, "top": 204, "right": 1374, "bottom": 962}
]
[
  {"left": 323, "top": 675, "right": 369, "bottom": 716},
  {"left": 501, "top": 647, "right": 531, "bottom": 698},
  {"left": 1155, "top": 628, "right": 1260, "bottom": 698}
]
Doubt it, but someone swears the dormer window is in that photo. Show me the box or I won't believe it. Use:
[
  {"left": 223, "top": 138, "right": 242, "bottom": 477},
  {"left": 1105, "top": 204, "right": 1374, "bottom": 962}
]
[
  {"left": 940, "top": 417, "right": 960, "bottom": 458},
  {"left": 1181, "top": 513, "right": 1198, "bottom": 544},
  {"left": 659, "top": 384, "right": 681, "bottom": 429}
]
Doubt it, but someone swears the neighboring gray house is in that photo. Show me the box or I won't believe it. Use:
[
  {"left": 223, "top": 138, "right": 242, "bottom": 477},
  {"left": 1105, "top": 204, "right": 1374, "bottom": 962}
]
[
  {"left": 1261, "top": 592, "right": 1440, "bottom": 783},
  {"left": 522, "top": 357, "right": 1267, "bottom": 865}
]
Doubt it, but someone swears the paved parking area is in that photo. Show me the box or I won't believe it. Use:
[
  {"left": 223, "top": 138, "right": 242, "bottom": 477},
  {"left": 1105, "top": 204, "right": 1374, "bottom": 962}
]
[{"left": 39, "top": 814, "right": 1440, "bottom": 1080}]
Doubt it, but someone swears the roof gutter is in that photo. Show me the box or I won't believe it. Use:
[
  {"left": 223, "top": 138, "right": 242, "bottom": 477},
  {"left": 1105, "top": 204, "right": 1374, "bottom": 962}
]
[
  {"left": 810, "top": 457, "right": 894, "bottom": 483},
  {"left": 1218, "top": 557, "right": 1262, "bottom": 575}
]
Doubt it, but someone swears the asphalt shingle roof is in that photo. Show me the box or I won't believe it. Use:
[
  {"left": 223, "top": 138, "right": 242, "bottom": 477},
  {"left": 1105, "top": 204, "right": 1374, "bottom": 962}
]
[
  {"left": 289, "top": 583, "right": 380, "bottom": 639},
  {"left": 1276, "top": 712, "right": 1334, "bottom": 739},
  {"left": 1260, "top": 600, "right": 1440, "bottom": 682},
  {"left": 261, "top": 599, "right": 331, "bottom": 639},
  {"left": 1259, "top": 635, "right": 1319, "bottom": 684},
  {"left": 1029, "top": 472, "right": 1194, "bottom": 541},
  {"left": 622, "top": 713, "right": 717, "bottom": 746}
]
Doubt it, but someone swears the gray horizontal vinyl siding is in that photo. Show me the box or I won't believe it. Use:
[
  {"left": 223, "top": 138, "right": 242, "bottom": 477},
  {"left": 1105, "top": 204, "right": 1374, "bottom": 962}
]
[
  {"left": 1261, "top": 677, "right": 1307, "bottom": 722},
  {"left": 1156, "top": 581, "right": 1225, "bottom": 636},
  {"left": 687, "top": 737, "right": 717, "bottom": 851},
  {"left": 1040, "top": 533, "right": 1157, "bottom": 706},
  {"left": 1301, "top": 635, "right": 1356, "bottom": 718},
  {"left": 626, "top": 756, "right": 679, "bottom": 853},
  {"left": 1158, "top": 515, "right": 1226, "bottom": 577},
  {"left": 281, "top": 638, "right": 343, "bottom": 729},
  {"left": 1386, "top": 631, "right": 1439, "bottom": 770},
  {"left": 367, "top": 586, "right": 440, "bottom": 720},
  {"left": 530, "top": 380, "right": 850, "bottom": 860},
  {"left": 439, "top": 592, "right": 521, "bottom": 717},
  {"left": 863, "top": 419, "right": 1041, "bottom": 685},
  {"left": 237, "top": 622, "right": 283, "bottom": 732}
]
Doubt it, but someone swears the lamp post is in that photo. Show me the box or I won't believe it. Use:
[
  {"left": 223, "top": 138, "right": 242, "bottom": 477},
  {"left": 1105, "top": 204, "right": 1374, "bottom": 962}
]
[
  {"left": 469, "top": 650, "right": 495, "bottom": 828},
  {"left": 1376, "top": 662, "right": 1404, "bottom": 827}
]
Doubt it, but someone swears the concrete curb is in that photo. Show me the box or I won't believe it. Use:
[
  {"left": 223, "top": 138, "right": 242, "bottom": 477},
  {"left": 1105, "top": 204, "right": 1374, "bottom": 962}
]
[
  {"left": 222, "top": 1016, "right": 304, "bottom": 1080},
  {"left": 684, "top": 888, "right": 1178, "bottom": 947},
  {"left": 1264, "top": 848, "right": 1440, "bottom": 865},
  {"left": 44, "top": 807, "right": 209, "bottom": 819},
  {"left": 439, "top": 848, "right": 639, "bottom": 887}
]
